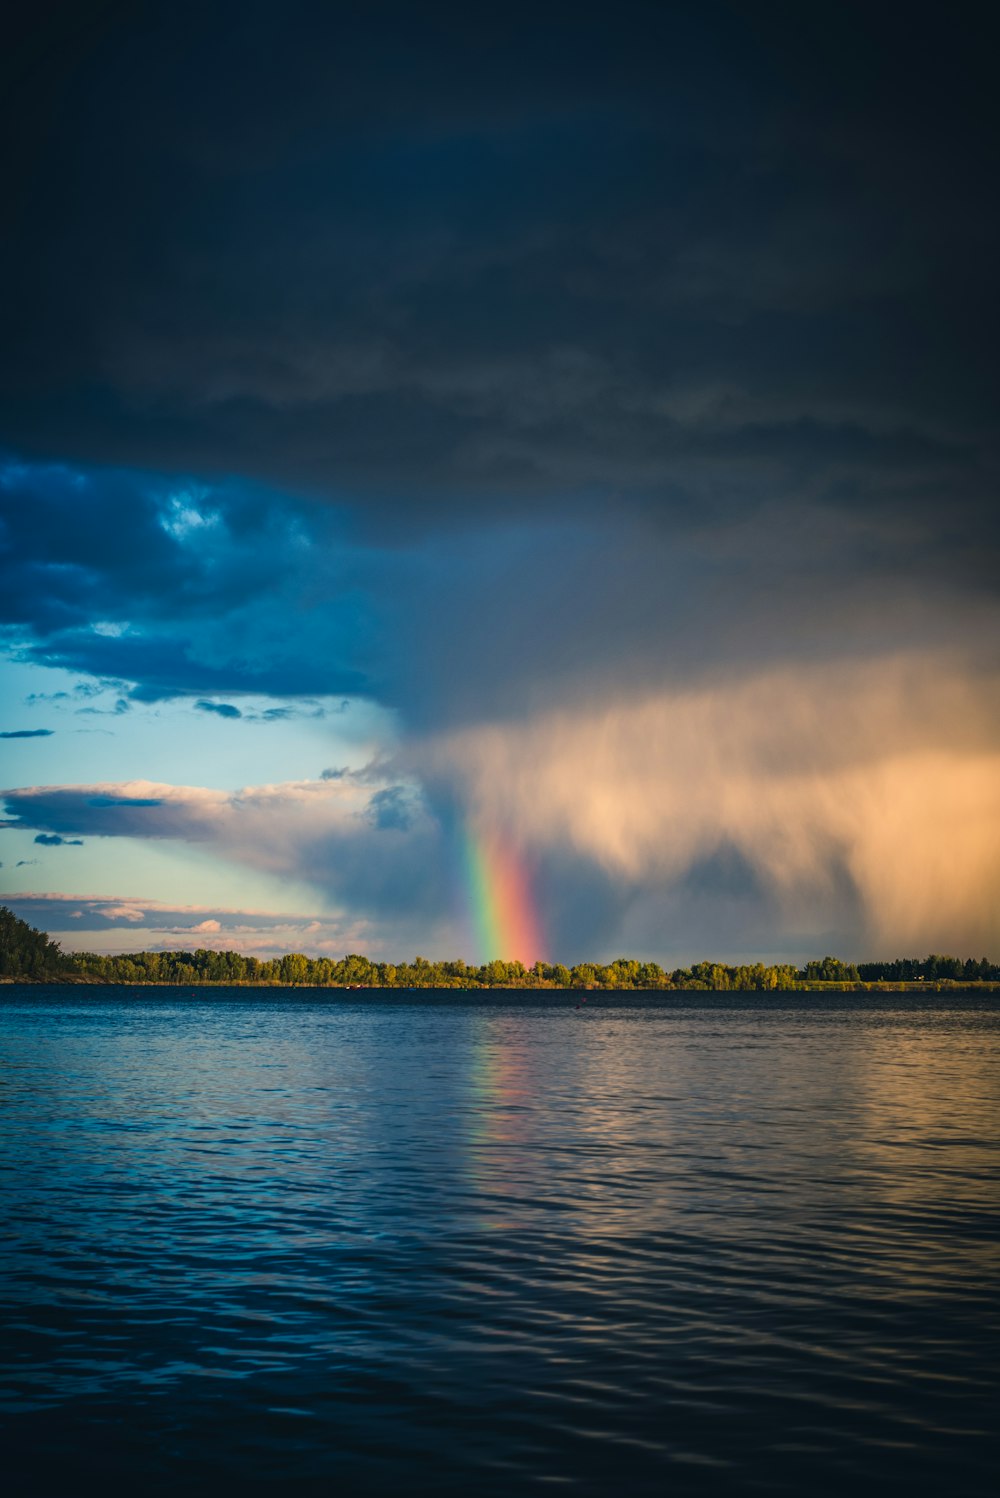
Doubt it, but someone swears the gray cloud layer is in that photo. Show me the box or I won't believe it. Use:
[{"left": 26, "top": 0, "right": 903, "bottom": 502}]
[{"left": 2, "top": 4, "right": 996, "bottom": 543}]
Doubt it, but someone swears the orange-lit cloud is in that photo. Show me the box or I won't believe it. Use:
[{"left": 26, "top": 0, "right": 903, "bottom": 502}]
[{"left": 418, "top": 651, "right": 1000, "bottom": 955}]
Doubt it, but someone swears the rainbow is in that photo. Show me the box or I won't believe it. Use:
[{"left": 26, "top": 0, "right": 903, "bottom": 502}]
[{"left": 462, "top": 825, "right": 545, "bottom": 967}]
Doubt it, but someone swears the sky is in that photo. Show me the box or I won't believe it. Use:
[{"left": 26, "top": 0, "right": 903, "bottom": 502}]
[{"left": 2, "top": 0, "right": 998, "bottom": 965}]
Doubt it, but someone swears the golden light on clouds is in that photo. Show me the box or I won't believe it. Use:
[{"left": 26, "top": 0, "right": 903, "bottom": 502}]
[{"left": 420, "top": 652, "right": 1000, "bottom": 954}]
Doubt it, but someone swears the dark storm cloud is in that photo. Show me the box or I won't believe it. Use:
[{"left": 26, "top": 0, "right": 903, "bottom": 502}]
[
  {"left": 0, "top": 1, "right": 996, "bottom": 553},
  {"left": 0, "top": 2, "right": 996, "bottom": 732},
  {"left": 0, "top": 458, "right": 375, "bottom": 701},
  {"left": 2, "top": 446, "right": 996, "bottom": 739},
  {"left": 0, "top": 729, "right": 54, "bottom": 738},
  {"left": 34, "top": 833, "right": 84, "bottom": 846},
  {"left": 27, "top": 626, "right": 370, "bottom": 703},
  {"left": 1, "top": 4, "right": 999, "bottom": 638}
]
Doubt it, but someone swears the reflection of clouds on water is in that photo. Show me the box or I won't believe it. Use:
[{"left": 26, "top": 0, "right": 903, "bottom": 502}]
[
  {"left": 847, "top": 1019, "right": 1000, "bottom": 1282},
  {"left": 503, "top": 1007, "right": 1000, "bottom": 1282},
  {"left": 458, "top": 1009, "right": 687, "bottom": 1244},
  {"left": 463, "top": 1013, "right": 540, "bottom": 1233}
]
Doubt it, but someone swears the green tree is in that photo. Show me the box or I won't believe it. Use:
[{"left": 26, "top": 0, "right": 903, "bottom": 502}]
[
  {"left": 805, "top": 956, "right": 860, "bottom": 983},
  {"left": 0, "top": 906, "right": 68, "bottom": 978},
  {"left": 570, "top": 963, "right": 600, "bottom": 988},
  {"left": 278, "top": 952, "right": 311, "bottom": 985}
]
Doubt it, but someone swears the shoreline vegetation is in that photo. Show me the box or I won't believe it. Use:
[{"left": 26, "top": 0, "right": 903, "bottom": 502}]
[{"left": 2, "top": 907, "right": 998, "bottom": 992}]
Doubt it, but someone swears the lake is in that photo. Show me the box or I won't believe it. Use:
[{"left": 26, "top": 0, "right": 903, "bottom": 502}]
[{"left": 1, "top": 988, "right": 997, "bottom": 1496}]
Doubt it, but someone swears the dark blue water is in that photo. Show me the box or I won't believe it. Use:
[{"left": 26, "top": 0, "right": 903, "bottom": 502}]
[{"left": 1, "top": 988, "right": 998, "bottom": 1496}]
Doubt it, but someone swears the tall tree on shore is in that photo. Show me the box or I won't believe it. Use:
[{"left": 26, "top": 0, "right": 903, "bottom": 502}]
[{"left": 0, "top": 906, "right": 67, "bottom": 978}]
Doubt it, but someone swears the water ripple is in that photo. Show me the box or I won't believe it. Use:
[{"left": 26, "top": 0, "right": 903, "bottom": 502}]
[{"left": 1, "top": 989, "right": 998, "bottom": 1495}]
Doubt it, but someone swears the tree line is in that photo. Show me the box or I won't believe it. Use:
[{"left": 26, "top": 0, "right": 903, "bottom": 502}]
[{"left": 2, "top": 907, "right": 998, "bottom": 988}]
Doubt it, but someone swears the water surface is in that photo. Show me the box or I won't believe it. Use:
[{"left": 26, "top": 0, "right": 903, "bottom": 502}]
[{"left": 1, "top": 988, "right": 998, "bottom": 1495}]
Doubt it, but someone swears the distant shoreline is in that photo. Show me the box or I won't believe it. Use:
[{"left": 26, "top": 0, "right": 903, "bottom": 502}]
[
  {"left": 4, "top": 908, "right": 999, "bottom": 993},
  {"left": 3, "top": 975, "right": 999, "bottom": 994}
]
